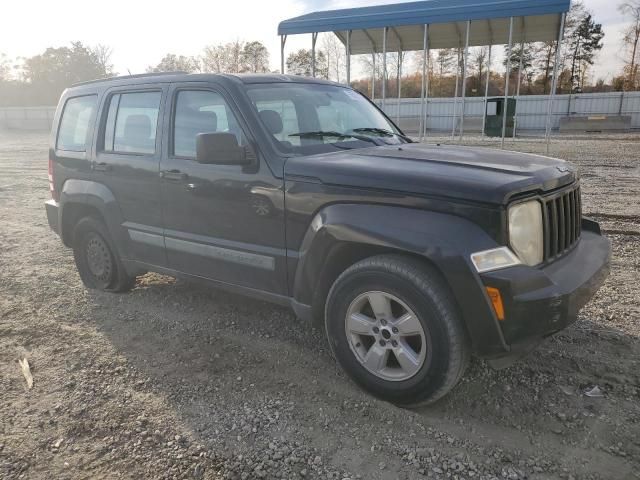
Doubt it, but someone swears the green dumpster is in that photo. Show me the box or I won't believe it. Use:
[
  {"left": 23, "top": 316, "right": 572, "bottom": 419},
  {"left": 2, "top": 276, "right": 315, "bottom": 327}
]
[{"left": 484, "top": 97, "right": 516, "bottom": 137}]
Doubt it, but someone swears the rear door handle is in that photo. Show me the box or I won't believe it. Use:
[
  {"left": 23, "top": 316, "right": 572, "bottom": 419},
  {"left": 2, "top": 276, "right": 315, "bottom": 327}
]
[
  {"left": 160, "top": 169, "right": 188, "bottom": 181},
  {"left": 92, "top": 162, "right": 112, "bottom": 172}
]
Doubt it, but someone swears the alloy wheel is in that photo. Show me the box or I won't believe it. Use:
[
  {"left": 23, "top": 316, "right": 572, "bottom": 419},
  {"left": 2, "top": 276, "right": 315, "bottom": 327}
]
[{"left": 344, "top": 291, "right": 429, "bottom": 381}]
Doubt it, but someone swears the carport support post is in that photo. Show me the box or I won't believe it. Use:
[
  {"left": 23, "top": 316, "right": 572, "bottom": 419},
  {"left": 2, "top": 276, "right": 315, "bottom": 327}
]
[
  {"left": 513, "top": 40, "right": 524, "bottom": 139},
  {"left": 501, "top": 16, "right": 514, "bottom": 149},
  {"left": 364, "top": 29, "right": 377, "bottom": 98},
  {"left": 280, "top": 35, "right": 287, "bottom": 74},
  {"left": 481, "top": 45, "right": 492, "bottom": 140},
  {"left": 397, "top": 47, "right": 402, "bottom": 125},
  {"left": 382, "top": 27, "right": 388, "bottom": 109},
  {"left": 459, "top": 20, "right": 471, "bottom": 141},
  {"left": 372, "top": 53, "right": 376, "bottom": 100},
  {"left": 545, "top": 13, "right": 566, "bottom": 155},
  {"left": 346, "top": 30, "right": 352, "bottom": 85},
  {"left": 451, "top": 49, "right": 460, "bottom": 139},
  {"left": 311, "top": 33, "right": 318, "bottom": 77},
  {"left": 419, "top": 24, "right": 429, "bottom": 141}
]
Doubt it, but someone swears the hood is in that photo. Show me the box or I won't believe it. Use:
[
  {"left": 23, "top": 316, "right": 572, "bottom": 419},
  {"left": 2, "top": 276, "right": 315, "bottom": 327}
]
[{"left": 284, "top": 143, "right": 577, "bottom": 205}]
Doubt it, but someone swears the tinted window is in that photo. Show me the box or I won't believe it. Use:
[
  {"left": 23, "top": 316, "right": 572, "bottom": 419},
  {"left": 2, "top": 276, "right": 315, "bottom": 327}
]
[
  {"left": 103, "top": 91, "right": 161, "bottom": 155},
  {"left": 57, "top": 95, "right": 97, "bottom": 152},
  {"left": 173, "top": 90, "right": 246, "bottom": 158}
]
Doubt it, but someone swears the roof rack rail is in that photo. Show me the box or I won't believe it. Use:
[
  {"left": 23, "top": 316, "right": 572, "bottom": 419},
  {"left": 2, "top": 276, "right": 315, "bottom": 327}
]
[{"left": 72, "top": 71, "right": 189, "bottom": 87}]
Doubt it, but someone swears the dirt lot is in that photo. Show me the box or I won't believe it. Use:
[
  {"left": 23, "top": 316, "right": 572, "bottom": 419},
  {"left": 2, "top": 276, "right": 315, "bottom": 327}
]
[{"left": 0, "top": 130, "right": 638, "bottom": 480}]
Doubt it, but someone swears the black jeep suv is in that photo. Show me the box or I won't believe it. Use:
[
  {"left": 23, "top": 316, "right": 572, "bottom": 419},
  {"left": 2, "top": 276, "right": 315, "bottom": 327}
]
[{"left": 45, "top": 73, "right": 611, "bottom": 406}]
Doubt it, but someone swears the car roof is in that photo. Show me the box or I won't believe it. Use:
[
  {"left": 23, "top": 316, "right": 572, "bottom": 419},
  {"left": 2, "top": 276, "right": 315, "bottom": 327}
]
[{"left": 71, "top": 72, "right": 342, "bottom": 89}]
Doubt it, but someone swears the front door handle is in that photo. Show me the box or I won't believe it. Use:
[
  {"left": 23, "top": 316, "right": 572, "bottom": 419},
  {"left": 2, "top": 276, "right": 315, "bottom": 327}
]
[
  {"left": 160, "top": 169, "right": 188, "bottom": 181},
  {"left": 92, "top": 162, "right": 112, "bottom": 172}
]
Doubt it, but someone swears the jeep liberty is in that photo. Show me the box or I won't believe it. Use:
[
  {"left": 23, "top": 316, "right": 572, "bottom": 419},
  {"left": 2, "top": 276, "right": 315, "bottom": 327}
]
[{"left": 45, "top": 73, "right": 611, "bottom": 406}]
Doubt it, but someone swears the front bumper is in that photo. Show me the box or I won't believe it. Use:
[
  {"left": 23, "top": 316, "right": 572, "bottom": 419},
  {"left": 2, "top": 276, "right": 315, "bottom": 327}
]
[
  {"left": 45, "top": 199, "right": 60, "bottom": 235},
  {"left": 479, "top": 227, "right": 611, "bottom": 362}
]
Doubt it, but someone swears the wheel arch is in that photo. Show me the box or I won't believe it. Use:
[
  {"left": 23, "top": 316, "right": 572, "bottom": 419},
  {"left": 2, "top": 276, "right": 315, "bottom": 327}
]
[
  {"left": 291, "top": 203, "right": 509, "bottom": 356},
  {"left": 60, "top": 202, "right": 105, "bottom": 247},
  {"left": 308, "top": 242, "right": 446, "bottom": 327},
  {"left": 59, "top": 179, "right": 125, "bottom": 250}
]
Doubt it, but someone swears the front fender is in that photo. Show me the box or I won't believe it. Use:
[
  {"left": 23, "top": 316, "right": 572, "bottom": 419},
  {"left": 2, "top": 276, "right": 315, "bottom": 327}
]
[{"left": 292, "top": 204, "right": 509, "bottom": 357}]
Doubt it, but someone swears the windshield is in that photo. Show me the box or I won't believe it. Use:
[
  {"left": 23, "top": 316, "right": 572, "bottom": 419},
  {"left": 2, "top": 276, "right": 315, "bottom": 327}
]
[{"left": 245, "top": 83, "right": 408, "bottom": 156}]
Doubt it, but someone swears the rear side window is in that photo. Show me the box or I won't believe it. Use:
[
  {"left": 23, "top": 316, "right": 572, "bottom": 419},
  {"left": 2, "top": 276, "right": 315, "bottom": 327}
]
[
  {"left": 57, "top": 95, "right": 97, "bottom": 152},
  {"left": 103, "top": 91, "right": 161, "bottom": 155}
]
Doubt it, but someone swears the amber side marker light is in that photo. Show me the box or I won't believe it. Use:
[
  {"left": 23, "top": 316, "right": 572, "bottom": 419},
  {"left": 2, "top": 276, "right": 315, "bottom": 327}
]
[{"left": 486, "top": 287, "right": 505, "bottom": 321}]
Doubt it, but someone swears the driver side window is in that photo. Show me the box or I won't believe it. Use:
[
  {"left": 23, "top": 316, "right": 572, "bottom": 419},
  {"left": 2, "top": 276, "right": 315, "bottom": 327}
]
[{"left": 173, "top": 90, "right": 246, "bottom": 158}]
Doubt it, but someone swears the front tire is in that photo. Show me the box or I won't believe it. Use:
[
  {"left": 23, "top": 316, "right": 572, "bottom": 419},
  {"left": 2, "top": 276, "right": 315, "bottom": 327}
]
[
  {"left": 325, "top": 255, "right": 469, "bottom": 407},
  {"left": 72, "top": 216, "right": 136, "bottom": 293}
]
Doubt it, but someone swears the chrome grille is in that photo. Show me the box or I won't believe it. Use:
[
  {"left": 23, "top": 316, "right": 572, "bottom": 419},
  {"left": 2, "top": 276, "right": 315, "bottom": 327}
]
[{"left": 543, "top": 184, "right": 582, "bottom": 261}]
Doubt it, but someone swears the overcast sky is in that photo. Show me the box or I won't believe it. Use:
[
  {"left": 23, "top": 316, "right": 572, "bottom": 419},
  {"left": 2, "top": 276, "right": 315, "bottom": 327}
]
[{"left": 1, "top": 0, "right": 631, "bottom": 81}]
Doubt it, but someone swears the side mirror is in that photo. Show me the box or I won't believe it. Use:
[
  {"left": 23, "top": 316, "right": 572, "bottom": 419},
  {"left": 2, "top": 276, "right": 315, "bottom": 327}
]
[{"left": 196, "top": 132, "right": 250, "bottom": 165}]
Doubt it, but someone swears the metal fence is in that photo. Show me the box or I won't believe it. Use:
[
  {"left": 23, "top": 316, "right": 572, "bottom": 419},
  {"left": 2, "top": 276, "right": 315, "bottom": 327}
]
[
  {"left": 0, "top": 106, "right": 56, "bottom": 130},
  {"left": 1, "top": 91, "right": 639, "bottom": 133},
  {"left": 376, "top": 91, "right": 640, "bottom": 134}
]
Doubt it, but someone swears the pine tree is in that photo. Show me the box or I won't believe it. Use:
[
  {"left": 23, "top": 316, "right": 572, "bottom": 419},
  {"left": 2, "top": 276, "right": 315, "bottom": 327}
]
[
  {"left": 567, "top": 14, "right": 604, "bottom": 92},
  {"left": 503, "top": 44, "right": 536, "bottom": 93}
]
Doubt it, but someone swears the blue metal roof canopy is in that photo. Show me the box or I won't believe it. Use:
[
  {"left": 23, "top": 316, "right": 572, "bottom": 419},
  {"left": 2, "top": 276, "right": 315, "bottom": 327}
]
[
  {"left": 279, "top": 0, "right": 570, "bottom": 51},
  {"left": 277, "top": 0, "right": 571, "bottom": 153}
]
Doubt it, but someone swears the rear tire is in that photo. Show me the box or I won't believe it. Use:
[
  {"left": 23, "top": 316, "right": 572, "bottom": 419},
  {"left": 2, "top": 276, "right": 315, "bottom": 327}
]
[
  {"left": 325, "top": 254, "right": 469, "bottom": 407},
  {"left": 72, "top": 216, "right": 136, "bottom": 293}
]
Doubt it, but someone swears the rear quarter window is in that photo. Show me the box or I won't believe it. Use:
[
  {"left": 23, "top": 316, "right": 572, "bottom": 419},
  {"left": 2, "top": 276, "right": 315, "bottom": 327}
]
[{"left": 56, "top": 95, "right": 98, "bottom": 152}]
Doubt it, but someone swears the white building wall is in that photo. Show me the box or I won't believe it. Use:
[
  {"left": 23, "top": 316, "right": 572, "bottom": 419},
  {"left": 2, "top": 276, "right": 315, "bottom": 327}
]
[{"left": 0, "top": 106, "right": 56, "bottom": 130}]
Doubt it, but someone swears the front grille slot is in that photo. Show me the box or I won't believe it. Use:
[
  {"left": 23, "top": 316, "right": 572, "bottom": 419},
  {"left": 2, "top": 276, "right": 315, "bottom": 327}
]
[{"left": 542, "top": 185, "right": 581, "bottom": 261}]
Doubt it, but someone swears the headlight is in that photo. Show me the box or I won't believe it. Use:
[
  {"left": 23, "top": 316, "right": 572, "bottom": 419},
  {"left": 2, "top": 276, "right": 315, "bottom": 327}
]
[{"left": 508, "top": 200, "right": 543, "bottom": 266}]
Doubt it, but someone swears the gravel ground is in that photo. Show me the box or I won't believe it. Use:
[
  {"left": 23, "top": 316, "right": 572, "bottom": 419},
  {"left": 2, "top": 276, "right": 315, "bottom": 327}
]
[{"left": 0, "top": 130, "right": 638, "bottom": 480}]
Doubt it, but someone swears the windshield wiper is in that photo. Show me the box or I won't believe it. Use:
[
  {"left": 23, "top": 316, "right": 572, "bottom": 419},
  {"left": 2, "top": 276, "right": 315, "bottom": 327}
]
[
  {"left": 352, "top": 127, "right": 413, "bottom": 143},
  {"left": 289, "top": 131, "right": 378, "bottom": 145}
]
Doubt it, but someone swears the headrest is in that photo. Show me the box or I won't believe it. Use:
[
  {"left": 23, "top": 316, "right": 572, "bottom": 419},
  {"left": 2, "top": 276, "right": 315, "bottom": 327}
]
[
  {"left": 124, "top": 115, "right": 152, "bottom": 140},
  {"left": 193, "top": 110, "right": 218, "bottom": 132},
  {"left": 178, "top": 108, "right": 218, "bottom": 132},
  {"left": 259, "top": 109, "right": 283, "bottom": 135}
]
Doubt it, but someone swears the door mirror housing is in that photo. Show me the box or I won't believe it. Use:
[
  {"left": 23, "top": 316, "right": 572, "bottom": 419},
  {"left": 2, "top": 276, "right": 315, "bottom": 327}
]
[{"left": 196, "top": 132, "right": 250, "bottom": 165}]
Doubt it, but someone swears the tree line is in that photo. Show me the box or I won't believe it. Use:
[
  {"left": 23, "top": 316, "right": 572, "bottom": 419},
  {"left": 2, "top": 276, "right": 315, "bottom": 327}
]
[
  {"left": 0, "top": 39, "right": 271, "bottom": 107},
  {"left": 147, "top": 40, "right": 271, "bottom": 75},
  {"left": 0, "top": 0, "right": 638, "bottom": 107},
  {"left": 0, "top": 42, "right": 114, "bottom": 106},
  {"left": 354, "top": 1, "right": 614, "bottom": 98},
  {"left": 325, "top": 1, "right": 638, "bottom": 96}
]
